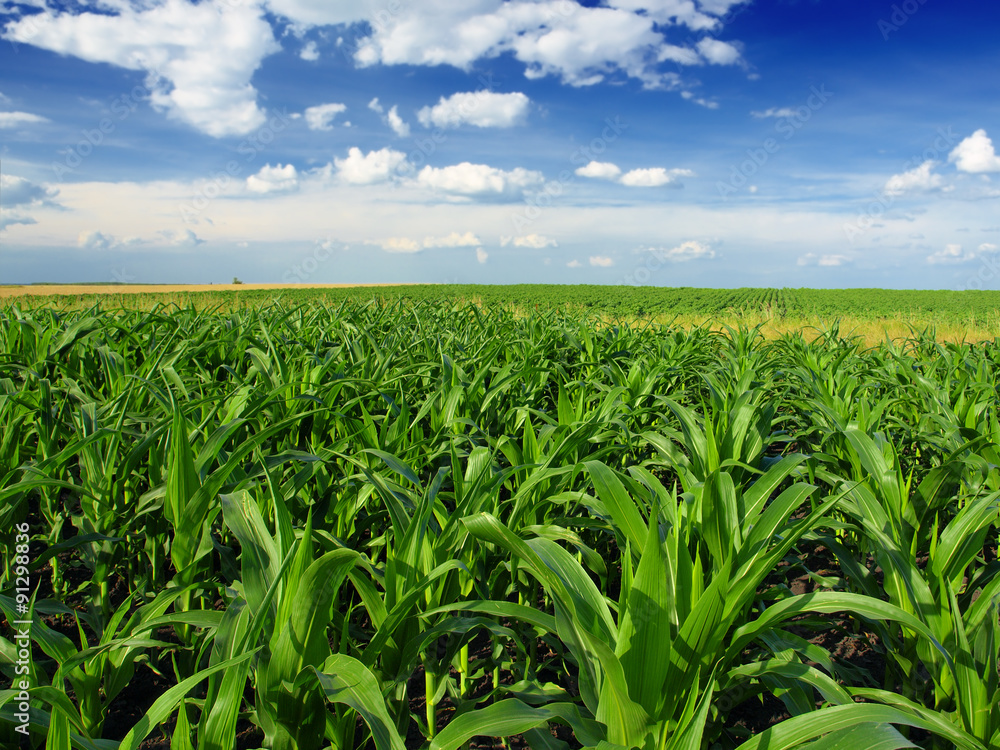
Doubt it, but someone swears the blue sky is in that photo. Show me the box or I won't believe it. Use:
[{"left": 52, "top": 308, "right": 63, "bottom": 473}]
[{"left": 1, "top": 0, "right": 999, "bottom": 288}]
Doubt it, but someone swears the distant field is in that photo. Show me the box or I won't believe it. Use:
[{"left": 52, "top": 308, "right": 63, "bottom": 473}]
[
  {"left": 0, "top": 282, "right": 407, "bottom": 298},
  {"left": 3, "top": 283, "right": 999, "bottom": 343}
]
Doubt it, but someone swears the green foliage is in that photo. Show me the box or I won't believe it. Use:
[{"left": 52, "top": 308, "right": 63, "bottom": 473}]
[{"left": 0, "top": 297, "right": 998, "bottom": 749}]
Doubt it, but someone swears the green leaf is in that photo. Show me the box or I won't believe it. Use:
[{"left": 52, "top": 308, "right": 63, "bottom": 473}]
[
  {"left": 118, "top": 651, "right": 256, "bottom": 750},
  {"left": 306, "top": 655, "right": 407, "bottom": 750},
  {"left": 430, "top": 700, "right": 603, "bottom": 750}
]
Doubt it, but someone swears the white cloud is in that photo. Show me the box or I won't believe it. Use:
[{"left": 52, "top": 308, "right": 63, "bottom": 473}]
[
  {"left": 348, "top": 2, "right": 736, "bottom": 90},
  {"left": 415, "top": 162, "right": 543, "bottom": 197},
  {"left": 417, "top": 91, "right": 531, "bottom": 129},
  {"left": 158, "top": 228, "right": 204, "bottom": 247},
  {"left": 423, "top": 231, "right": 481, "bottom": 248},
  {"left": 949, "top": 130, "right": 1000, "bottom": 174},
  {"left": 686, "top": 92, "right": 724, "bottom": 111},
  {"left": 649, "top": 240, "right": 715, "bottom": 262},
  {"left": 751, "top": 107, "right": 798, "bottom": 119},
  {"left": 77, "top": 230, "right": 148, "bottom": 250},
  {"left": 575, "top": 161, "right": 622, "bottom": 180},
  {"left": 376, "top": 237, "right": 421, "bottom": 253},
  {"left": 927, "top": 244, "right": 972, "bottom": 265},
  {"left": 299, "top": 40, "right": 319, "bottom": 61},
  {"left": 264, "top": 0, "right": 368, "bottom": 27},
  {"left": 0, "top": 111, "right": 49, "bottom": 128},
  {"left": 927, "top": 242, "right": 1000, "bottom": 265},
  {"left": 386, "top": 105, "right": 410, "bottom": 137},
  {"left": 334, "top": 147, "right": 408, "bottom": 185},
  {"left": 367, "top": 99, "right": 410, "bottom": 136},
  {"left": 567, "top": 259, "right": 582, "bottom": 268},
  {"left": 620, "top": 167, "right": 689, "bottom": 187},
  {"left": 606, "top": 0, "right": 719, "bottom": 30},
  {"left": 797, "top": 253, "right": 851, "bottom": 267},
  {"left": 884, "top": 161, "right": 943, "bottom": 196},
  {"left": 246, "top": 163, "right": 299, "bottom": 194},
  {"left": 680, "top": 91, "right": 719, "bottom": 109},
  {"left": 476, "top": 247, "right": 489, "bottom": 264},
  {"left": 589, "top": 255, "right": 614, "bottom": 267},
  {"left": 500, "top": 234, "right": 558, "bottom": 248},
  {"left": 696, "top": 37, "right": 741, "bottom": 65},
  {"left": 4, "top": 0, "right": 280, "bottom": 137},
  {"left": 304, "top": 102, "right": 347, "bottom": 131}
]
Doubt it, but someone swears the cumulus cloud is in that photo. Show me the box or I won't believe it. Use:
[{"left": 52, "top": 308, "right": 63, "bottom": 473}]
[
  {"left": 606, "top": 0, "right": 720, "bottom": 30},
  {"left": 647, "top": 240, "right": 715, "bottom": 262},
  {"left": 77, "top": 230, "right": 150, "bottom": 250},
  {"left": 417, "top": 91, "right": 530, "bottom": 129},
  {"left": 78, "top": 230, "right": 121, "bottom": 251},
  {"left": 620, "top": 167, "right": 689, "bottom": 187},
  {"left": 949, "top": 130, "right": 1000, "bottom": 174},
  {"left": 0, "top": 111, "right": 49, "bottom": 128},
  {"left": 927, "top": 242, "right": 999, "bottom": 265},
  {"left": 696, "top": 37, "right": 741, "bottom": 65},
  {"left": 575, "top": 161, "right": 622, "bottom": 180},
  {"left": 884, "top": 161, "right": 944, "bottom": 196},
  {"left": 158, "top": 228, "right": 204, "bottom": 246},
  {"left": 347, "top": 2, "right": 744, "bottom": 90},
  {"left": 299, "top": 40, "right": 319, "bottom": 61},
  {"left": 500, "top": 234, "right": 558, "bottom": 248},
  {"left": 4, "top": 0, "right": 280, "bottom": 137},
  {"left": 590, "top": 255, "right": 614, "bottom": 267},
  {"left": 576, "top": 162, "right": 691, "bottom": 186},
  {"left": 567, "top": 259, "right": 582, "bottom": 268},
  {"left": 476, "top": 248, "right": 489, "bottom": 264},
  {"left": 304, "top": 102, "right": 347, "bottom": 131},
  {"left": 386, "top": 105, "right": 410, "bottom": 137},
  {"left": 415, "top": 162, "right": 544, "bottom": 197},
  {"left": 246, "top": 163, "right": 299, "bottom": 194},
  {"left": 423, "top": 231, "right": 481, "bottom": 248},
  {"left": 334, "top": 147, "right": 408, "bottom": 185},
  {"left": 373, "top": 237, "right": 422, "bottom": 253},
  {"left": 366, "top": 98, "right": 409, "bottom": 136},
  {"left": 797, "top": 253, "right": 851, "bottom": 267}
]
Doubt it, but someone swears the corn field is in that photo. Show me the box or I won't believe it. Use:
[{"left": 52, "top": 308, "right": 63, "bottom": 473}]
[{"left": 1, "top": 297, "right": 998, "bottom": 750}]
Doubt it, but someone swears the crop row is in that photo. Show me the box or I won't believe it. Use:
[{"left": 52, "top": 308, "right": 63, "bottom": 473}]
[{"left": 0, "top": 298, "right": 998, "bottom": 749}]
